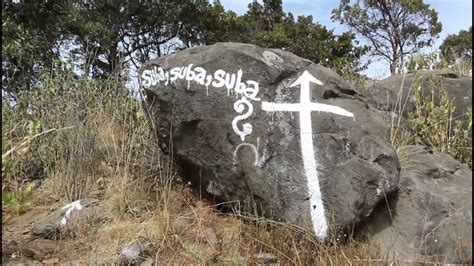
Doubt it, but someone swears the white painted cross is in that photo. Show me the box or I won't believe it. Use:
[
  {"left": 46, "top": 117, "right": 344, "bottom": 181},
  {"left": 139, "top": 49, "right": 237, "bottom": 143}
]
[{"left": 261, "top": 71, "right": 354, "bottom": 240}]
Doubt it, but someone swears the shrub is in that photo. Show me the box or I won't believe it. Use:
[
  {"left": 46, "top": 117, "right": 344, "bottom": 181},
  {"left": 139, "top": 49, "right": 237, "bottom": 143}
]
[
  {"left": 2, "top": 68, "right": 167, "bottom": 209},
  {"left": 408, "top": 75, "right": 472, "bottom": 167},
  {"left": 2, "top": 181, "right": 35, "bottom": 216}
]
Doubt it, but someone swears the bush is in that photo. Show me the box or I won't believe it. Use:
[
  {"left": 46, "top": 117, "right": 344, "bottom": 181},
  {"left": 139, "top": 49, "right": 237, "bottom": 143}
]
[
  {"left": 2, "top": 181, "right": 35, "bottom": 216},
  {"left": 387, "top": 73, "right": 472, "bottom": 167},
  {"left": 409, "top": 75, "right": 472, "bottom": 167},
  {"left": 2, "top": 69, "right": 168, "bottom": 211}
]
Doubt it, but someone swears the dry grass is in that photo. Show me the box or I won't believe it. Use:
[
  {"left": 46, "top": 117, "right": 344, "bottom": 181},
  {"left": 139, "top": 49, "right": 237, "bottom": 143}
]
[
  {"left": 1, "top": 71, "right": 380, "bottom": 264},
  {"left": 3, "top": 69, "right": 470, "bottom": 264},
  {"left": 84, "top": 184, "right": 379, "bottom": 265},
  {"left": 449, "top": 58, "right": 472, "bottom": 78}
]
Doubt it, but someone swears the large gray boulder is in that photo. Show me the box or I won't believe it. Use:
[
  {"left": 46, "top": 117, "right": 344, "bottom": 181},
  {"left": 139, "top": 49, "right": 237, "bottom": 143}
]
[
  {"left": 364, "top": 145, "right": 472, "bottom": 263},
  {"left": 140, "top": 42, "right": 400, "bottom": 239},
  {"left": 366, "top": 70, "right": 472, "bottom": 121}
]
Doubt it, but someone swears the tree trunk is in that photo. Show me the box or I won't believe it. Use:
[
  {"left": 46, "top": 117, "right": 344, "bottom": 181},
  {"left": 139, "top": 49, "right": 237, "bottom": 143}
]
[{"left": 390, "top": 56, "right": 398, "bottom": 75}]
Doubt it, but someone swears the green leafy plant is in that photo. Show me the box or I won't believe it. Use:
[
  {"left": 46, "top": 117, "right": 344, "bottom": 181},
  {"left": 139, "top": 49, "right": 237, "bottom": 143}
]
[
  {"left": 409, "top": 76, "right": 472, "bottom": 166},
  {"left": 406, "top": 52, "right": 440, "bottom": 72},
  {"left": 2, "top": 182, "right": 35, "bottom": 215}
]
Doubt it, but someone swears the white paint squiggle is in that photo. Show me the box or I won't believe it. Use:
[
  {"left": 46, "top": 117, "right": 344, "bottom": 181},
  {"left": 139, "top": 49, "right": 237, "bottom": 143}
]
[
  {"left": 60, "top": 200, "right": 83, "bottom": 226},
  {"left": 233, "top": 137, "right": 260, "bottom": 166},
  {"left": 232, "top": 98, "right": 254, "bottom": 142}
]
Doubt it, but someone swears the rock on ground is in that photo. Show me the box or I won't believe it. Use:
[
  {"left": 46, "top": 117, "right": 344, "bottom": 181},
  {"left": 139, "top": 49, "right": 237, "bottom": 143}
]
[
  {"left": 364, "top": 145, "right": 472, "bottom": 263},
  {"left": 32, "top": 198, "right": 105, "bottom": 239},
  {"left": 366, "top": 70, "right": 472, "bottom": 122},
  {"left": 256, "top": 253, "right": 278, "bottom": 264},
  {"left": 140, "top": 42, "right": 400, "bottom": 238},
  {"left": 120, "top": 243, "right": 141, "bottom": 260}
]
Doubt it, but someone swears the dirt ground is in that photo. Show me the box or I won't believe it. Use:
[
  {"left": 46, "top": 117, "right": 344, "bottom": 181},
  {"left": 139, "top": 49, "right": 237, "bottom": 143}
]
[{"left": 3, "top": 203, "right": 96, "bottom": 265}]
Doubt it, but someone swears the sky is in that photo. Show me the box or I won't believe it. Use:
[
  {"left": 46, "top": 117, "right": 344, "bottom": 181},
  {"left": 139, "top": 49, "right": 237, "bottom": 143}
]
[{"left": 220, "top": 0, "right": 472, "bottom": 79}]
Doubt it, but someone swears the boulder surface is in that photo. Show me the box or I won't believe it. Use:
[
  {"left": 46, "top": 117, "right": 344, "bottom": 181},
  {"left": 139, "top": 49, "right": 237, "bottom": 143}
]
[
  {"left": 366, "top": 70, "right": 472, "bottom": 121},
  {"left": 364, "top": 145, "right": 472, "bottom": 263},
  {"left": 140, "top": 42, "right": 400, "bottom": 239}
]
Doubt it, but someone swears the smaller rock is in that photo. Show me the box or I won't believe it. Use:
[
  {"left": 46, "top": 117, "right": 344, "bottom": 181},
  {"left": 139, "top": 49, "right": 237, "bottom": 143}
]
[
  {"left": 202, "top": 227, "right": 219, "bottom": 246},
  {"left": 120, "top": 243, "right": 141, "bottom": 260},
  {"left": 120, "top": 241, "right": 152, "bottom": 262},
  {"left": 172, "top": 217, "right": 192, "bottom": 231},
  {"left": 32, "top": 223, "right": 58, "bottom": 240},
  {"left": 256, "top": 253, "right": 278, "bottom": 264},
  {"left": 10, "top": 251, "right": 19, "bottom": 258},
  {"left": 20, "top": 247, "right": 36, "bottom": 258},
  {"left": 21, "top": 239, "right": 58, "bottom": 260},
  {"left": 366, "top": 70, "right": 472, "bottom": 125},
  {"left": 139, "top": 258, "right": 155, "bottom": 266},
  {"left": 364, "top": 145, "right": 472, "bottom": 263},
  {"left": 42, "top": 258, "right": 59, "bottom": 265},
  {"left": 168, "top": 190, "right": 186, "bottom": 213},
  {"left": 32, "top": 198, "right": 105, "bottom": 239}
]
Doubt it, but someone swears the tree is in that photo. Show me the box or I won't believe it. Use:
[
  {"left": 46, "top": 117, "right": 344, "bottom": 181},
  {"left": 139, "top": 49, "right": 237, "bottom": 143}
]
[
  {"left": 227, "top": 0, "right": 368, "bottom": 72},
  {"left": 66, "top": 0, "right": 229, "bottom": 79},
  {"left": 175, "top": 0, "right": 245, "bottom": 47},
  {"left": 2, "top": 0, "right": 367, "bottom": 94},
  {"left": 2, "top": 0, "right": 73, "bottom": 94},
  {"left": 440, "top": 26, "right": 472, "bottom": 65},
  {"left": 332, "top": 0, "right": 442, "bottom": 74},
  {"left": 2, "top": 0, "right": 231, "bottom": 93}
]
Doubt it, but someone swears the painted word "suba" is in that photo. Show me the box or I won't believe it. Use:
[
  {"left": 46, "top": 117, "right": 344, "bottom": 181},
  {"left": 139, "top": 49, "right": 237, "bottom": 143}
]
[
  {"left": 141, "top": 65, "right": 261, "bottom": 100},
  {"left": 141, "top": 65, "right": 262, "bottom": 142}
]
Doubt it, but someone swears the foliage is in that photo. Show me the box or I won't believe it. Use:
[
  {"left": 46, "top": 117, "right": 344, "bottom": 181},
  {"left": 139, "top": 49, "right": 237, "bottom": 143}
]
[
  {"left": 2, "top": 0, "right": 229, "bottom": 91},
  {"left": 332, "top": 0, "right": 443, "bottom": 74},
  {"left": 2, "top": 0, "right": 73, "bottom": 94},
  {"left": 231, "top": 0, "right": 368, "bottom": 72},
  {"left": 409, "top": 76, "right": 472, "bottom": 167},
  {"left": 336, "top": 62, "right": 371, "bottom": 96},
  {"left": 2, "top": 66, "right": 165, "bottom": 205},
  {"left": 2, "top": 114, "right": 48, "bottom": 214},
  {"left": 2, "top": 182, "right": 35, "bottom": 216},
  {"left": 405, "top": 52, "right": 440, "bottom": 72},
  {"left": 2, "top": 0, "right": 368, "bottom": 94},
  {"left": 439, "top": 26, "right": 472, "bottom": 77},
  {"left": 440, "top": 26, "right": 472, "bottom": 65},
  {"left": 66, "top": 0, "right": 226, "bottom": 78}
]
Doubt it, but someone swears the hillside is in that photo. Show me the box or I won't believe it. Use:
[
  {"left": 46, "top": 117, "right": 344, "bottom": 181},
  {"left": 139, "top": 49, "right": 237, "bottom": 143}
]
[{"left": 3, "top": 47, "right": 472, "bottom": 264}]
